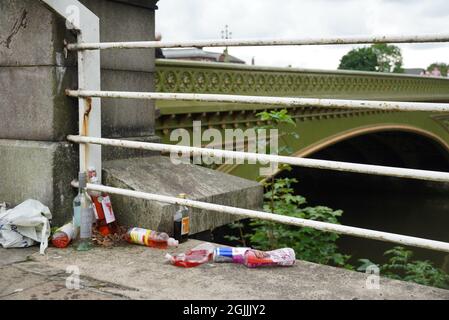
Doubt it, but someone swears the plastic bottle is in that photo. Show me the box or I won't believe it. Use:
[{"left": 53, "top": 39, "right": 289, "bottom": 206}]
[
  {"left": 87, "top": 167, "right": 116, "bottom": 236},
  {"left": 174, "top": 193, "right": 190, "bottom": 243},
  {"left": 51, "top": 222, "right": 76, "bottom": 248},
  {"left": 213, "top": 247, "right": 250, "bottom": 264},
  {"left": 76, "top": 172, "right": 94, "bottom": 251},
  {"left": 165, "top": 243, "right": 215, "bottom": 268},
  {"left": 243, "top": 248, "right": 296, "bottom": 268},
  {"left": 92, "top": 194, "right": 118, "bottom": 236},
  {"left": 125, "top": 227, "right": 179, "bottom": 249}
]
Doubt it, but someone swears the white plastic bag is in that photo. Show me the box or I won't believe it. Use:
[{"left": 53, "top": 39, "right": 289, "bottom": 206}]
[{"left": 0, "top": 199, "right": 52, "bottom": 254}]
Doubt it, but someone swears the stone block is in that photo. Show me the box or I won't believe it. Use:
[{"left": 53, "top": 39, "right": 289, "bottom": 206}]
[
  {"left": 0, "top": 66, "right": 157, "bottom": 141},
  {"left": 101, "top": 69, "right": 155, "bottom": 138},
  {"left": 0, "top": 66, "right": 78, "bottom": 141},
  {"left": 102, "top": 156, "right": 263, "bottom": 235},
  {"left": 102, "top": 135, "right": 161, "bottom": 161},
  {"left": 80, "top": 0, "right": 156, "bottom": 72},
  {"left": 0, "top": 139, "right": 78, "bottom": 226},
  {"left": 0, "top": 0, "right": 76, "bottom": 67},
  {"left": 1, "top": 0, "right": 157, "bottom": 71}
]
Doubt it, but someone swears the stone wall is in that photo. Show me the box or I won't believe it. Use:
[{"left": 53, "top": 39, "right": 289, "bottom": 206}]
[
  {"left": 0, "top": 0, "right": 263, "bottom": 234},
  {"left": 0, "top": 0, "right": 160, "bottom": 224}
]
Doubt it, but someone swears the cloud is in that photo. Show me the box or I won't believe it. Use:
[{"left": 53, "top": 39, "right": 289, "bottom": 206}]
[{"left": 156, "top": 0, "right": 449, "bottom": 69}]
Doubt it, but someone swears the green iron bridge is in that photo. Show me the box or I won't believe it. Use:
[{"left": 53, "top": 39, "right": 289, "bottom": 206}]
[{"left": 154, "top": 59, "right": 449, "bottom": 181}]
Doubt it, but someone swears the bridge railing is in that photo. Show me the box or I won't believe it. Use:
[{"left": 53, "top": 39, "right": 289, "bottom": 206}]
[
  {"left": 44, "top": 0, "right": 449, "bottom": 254},
  {"left": 154, "top": 59, "right": 449, "bottom": 108}
]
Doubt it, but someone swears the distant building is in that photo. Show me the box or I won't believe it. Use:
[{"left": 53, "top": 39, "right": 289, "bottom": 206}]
[
  {"left": 403, "top": 68, "right": 426, "bottom": 76},
  {"left": 161, "top": 48, "right": 245, "bottom": 64}
]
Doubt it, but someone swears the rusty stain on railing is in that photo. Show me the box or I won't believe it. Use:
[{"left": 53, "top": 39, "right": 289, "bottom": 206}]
[{"left": 81, "top": 96, "right": 92, "bottom": 171}]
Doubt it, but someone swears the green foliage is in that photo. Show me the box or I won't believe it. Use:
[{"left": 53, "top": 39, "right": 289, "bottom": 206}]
[
  {"left": 371, "top": 43, "right": 403, "bottom": 73},
  {"left": 256, "top": 109, "right": 297, "bottom": 127},
  {"left": 250, "top": 177, "right": 351, "bottom": 268},
  {"left": 338, "top": 43, "right": 403, "bottom": 73},
  {"left": 357, "top": 246, "right": 449, "bottom": 289},
  {"left": 201, "top": 108, "right": 298, "bottom": 170},
  {"left": 357, "top": 258, "right": 378, "bottom": 272},
  {"left": 248, "top": 109, "right": 350, "bottom": 267},
  {"left": 338, "top": 47, "right": 378, "bottom": 72},
  {"left": 427, "top": 62, "right": 448, "bottom": 76},
  {"left": 381, "top": 247, "right": 449, "bottom": 289},
  {"left": 256, "top": 109, "right": 299, "bottom": 155},
  {"left": 224, "top": 221, "right": 251, "bottom": 247}
]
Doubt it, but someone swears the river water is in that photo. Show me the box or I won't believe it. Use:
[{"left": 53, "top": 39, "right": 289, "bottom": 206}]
[
  {"left": 286, "top": 167, "right": 449, "bottom": 271},
  {"left": 280, "top": 130, "right": 449, "bottom": 270}
]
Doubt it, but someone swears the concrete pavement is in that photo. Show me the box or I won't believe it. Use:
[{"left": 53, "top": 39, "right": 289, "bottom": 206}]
[{"left": 1, "top": 240, "right": 449, "bottom": 300}]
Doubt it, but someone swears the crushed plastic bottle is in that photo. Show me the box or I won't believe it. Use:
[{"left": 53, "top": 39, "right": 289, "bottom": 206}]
[
  {"left": 243, "top": 248, "right": 296, "bottom": 268},
  {"left": 165, "top": 243, "right": 215, "bottom": 268},
  {"left": 213, "top": 247, "right": 250, "bottom": 264},
  {"left": 125, "top": 227, "right": 178, "bottom": 249},
  {"left": 51, "top": 222, "right": 76, "bottom": 248}
]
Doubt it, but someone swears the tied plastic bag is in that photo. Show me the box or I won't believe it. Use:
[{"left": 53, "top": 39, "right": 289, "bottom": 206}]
[{"left": 0, "top": 199, "right": 52, "bottom": 254}]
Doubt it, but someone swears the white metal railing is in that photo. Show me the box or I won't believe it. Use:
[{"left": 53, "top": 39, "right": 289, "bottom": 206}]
[
  {"left": 67, "top": 135, "right": 449, "bottom": 183},
  {"left": 71, "top": 181, "right": 449, "bottom": 253},
  {"left": 66, "top": 33, "right": 449, "bottom": 50},
  {"left": 66, "top": 90, "right": 449, "bottom": 113},
  {"left": 43, "top": 0, "right": 449, "bottom": 255}
]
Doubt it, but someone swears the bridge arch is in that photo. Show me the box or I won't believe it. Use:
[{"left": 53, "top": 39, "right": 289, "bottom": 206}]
[
  {"left": 275, "top": 125, "right": 449, "bottom": 267},
  {"left": 239, "top": 124, "right": 449, "bottom": 184},
  {"left": 293, "top": 124, "right": 449, "bottom": 160},
  {"left": 219, "top": 121, "right": 449, "bottom": 180}
]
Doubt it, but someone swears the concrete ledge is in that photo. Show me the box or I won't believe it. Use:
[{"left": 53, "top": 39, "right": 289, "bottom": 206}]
[
  {"left": 0, "top": 139, "right": 77, "bottom": 225},
  {"left": 22, "top": 242, "right": 449, "bottom": 300},
  {"left": 102, "top": 156, "right": 263, "bottom": 234}
]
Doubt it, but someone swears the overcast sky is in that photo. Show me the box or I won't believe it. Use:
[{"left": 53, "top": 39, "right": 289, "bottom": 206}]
[{"left": 156, "top": 0, "right": 449, "bottom": 70}]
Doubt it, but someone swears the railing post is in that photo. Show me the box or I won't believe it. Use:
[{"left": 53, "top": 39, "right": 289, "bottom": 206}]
[{"left": 40, "top": 0, "right": 102, "bottom": 182}]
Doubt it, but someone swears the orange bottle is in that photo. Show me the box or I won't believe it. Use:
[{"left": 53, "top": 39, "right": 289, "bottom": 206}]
[
  {"left": 51, "top": 222, "right": 76, "bottom": 248},
  {"left": 125, "top": 227, "right": 178, "bottom": 249}
]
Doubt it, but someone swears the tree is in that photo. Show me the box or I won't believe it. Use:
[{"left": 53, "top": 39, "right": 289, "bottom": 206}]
[
  {"left": 372, "top": 43, "right": 403, "bottom": 73},
  {"left": 338, "top": 47, "right": 378, "bottom": 72},
  {"left": 427, "top": 62, "right": 448, "bottom": 76},
  {"left": 338, "top": 43, "right": 403, "bottom": 73}
]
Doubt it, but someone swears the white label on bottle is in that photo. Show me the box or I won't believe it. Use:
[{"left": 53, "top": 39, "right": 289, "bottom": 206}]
[
  {"left": 181, "top": 217, "right": 190, "bottom": 235},
  {"left": 80, "top": 207, "right": 94, "bottom": 238},
  {"left": 92, "top": 200, "right": 99, "bottom": 220},
  {"left": 129, "top": 227, "right": 151, "bottom": 245},
  {"left": 101, "top": 196, "right": 116, "bottom": 224},
  {"left": 58, "top": 223, "right": 76, "bottom": 241}
]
